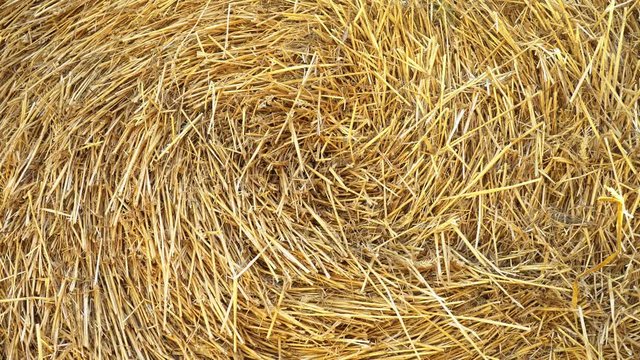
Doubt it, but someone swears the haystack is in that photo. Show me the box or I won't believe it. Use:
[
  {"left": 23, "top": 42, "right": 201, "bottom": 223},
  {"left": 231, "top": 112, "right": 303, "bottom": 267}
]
[{"left": 1, "top": 0, "right": 639, "bottom": 359}]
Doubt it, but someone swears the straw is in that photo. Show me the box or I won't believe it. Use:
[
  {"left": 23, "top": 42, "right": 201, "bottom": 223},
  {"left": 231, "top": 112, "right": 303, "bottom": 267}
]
[{"left": 1, "top": 0, "right": 639, "bottom": 359}]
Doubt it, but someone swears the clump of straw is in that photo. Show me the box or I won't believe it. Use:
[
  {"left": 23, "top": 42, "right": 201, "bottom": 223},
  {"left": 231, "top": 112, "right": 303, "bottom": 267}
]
[{"left": 1, "top": 0, "right": 639, "bottom": 359}]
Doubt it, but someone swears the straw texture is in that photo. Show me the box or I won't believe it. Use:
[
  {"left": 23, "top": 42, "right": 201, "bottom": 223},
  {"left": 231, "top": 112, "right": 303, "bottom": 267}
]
[{"left": 1, "top": 0, "right": 639, "bottom": 359}]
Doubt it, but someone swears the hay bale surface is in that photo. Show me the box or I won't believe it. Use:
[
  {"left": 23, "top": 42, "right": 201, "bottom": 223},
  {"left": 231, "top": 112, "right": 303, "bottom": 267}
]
[{"left": 1, "top": 0, "right": 639, "bottom": 359}]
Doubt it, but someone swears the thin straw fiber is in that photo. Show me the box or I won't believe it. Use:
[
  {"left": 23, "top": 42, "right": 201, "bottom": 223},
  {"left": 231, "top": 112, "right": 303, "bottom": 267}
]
[{"left": 1, "top": 0, "right": 639, "bottom": 359}]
